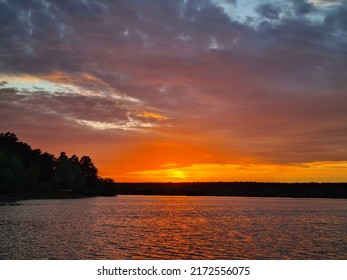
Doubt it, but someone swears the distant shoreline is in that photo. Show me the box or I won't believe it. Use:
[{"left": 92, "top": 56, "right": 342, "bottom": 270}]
[
  {"left": 1, "top": 182, "right": 347, "bottom": 201},
  {"left": 116, "top": 182, "right": 347, "bottom": 199}
]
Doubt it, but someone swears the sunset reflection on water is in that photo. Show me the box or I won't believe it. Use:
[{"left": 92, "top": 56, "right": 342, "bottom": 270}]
[{"left": 0, "top": 196, "right": 346, "bottom": 259}]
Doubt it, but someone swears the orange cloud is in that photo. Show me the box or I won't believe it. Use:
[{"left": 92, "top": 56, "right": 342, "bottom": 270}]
[{"left": 136, "top": 112, "right": 168, "bottom": 120}]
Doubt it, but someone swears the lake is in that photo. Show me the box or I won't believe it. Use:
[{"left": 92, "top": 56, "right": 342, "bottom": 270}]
[{"left": 0, "top": 196, "right": 346, "bottom": 259}]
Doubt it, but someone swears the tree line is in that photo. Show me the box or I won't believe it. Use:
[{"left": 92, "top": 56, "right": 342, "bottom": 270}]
[
  {"left": 117, "top": 182, "right": 347, "bottom": 198},
  {"left": 0, "top": 132, "right": 117, "bottom": 197}
]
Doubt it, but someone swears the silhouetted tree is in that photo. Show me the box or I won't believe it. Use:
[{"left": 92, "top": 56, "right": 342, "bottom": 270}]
[
  {"left": 0, "top": 133, "right": 25, "bottom": 192},
  {"left": 70, "top": 154, "right": 80, "bottom": 166},
  {"left": 38, "top": 152, "right": 55, "bottom": 184},
  {"left": 0, "top": 132, "right": 118, "bottom": 197},
  {"left": 80, "top": 156, "right": 98, "bottom": 180},
  {"left": 0, "top": 132, "right": 18, "bottom": 145},
  {"left": 52, "top": 152, "right": 85, "bottom": 191}
]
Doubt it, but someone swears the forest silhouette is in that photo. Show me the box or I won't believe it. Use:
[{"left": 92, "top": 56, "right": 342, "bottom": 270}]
[
  {"left": 0, "top": 132, "right": 117, "bottom": 198},
  {"left": 1, "top": 132, "right": 346, "bottom": 199}
]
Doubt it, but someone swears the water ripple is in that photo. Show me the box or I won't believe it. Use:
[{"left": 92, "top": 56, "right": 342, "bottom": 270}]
[{"left": 0, "top": 196, "right": 346, "bottom": 259}]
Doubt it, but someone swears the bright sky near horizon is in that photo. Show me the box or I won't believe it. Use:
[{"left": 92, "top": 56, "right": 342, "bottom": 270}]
[{"left": 1, "top": 0, "right": 347, "bottom": 182}]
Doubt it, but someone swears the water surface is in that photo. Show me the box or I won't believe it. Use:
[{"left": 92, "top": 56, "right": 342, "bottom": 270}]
[{"left": 0, "top": 196, "right": 346, "bottom": 259}]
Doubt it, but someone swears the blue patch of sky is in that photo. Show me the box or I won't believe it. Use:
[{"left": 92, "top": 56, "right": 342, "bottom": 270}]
[
  {"left": 209, "top": 0, "right": 336, "bottom": 26},
  {"left": 1, "top": 75, "right": 73, "bottom": 94}
]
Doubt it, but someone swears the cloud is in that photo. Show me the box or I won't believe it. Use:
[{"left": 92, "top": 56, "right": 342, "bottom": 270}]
[
  {"left": 256, "top": 3, "right": 281, "bottom": 20},
  {"left": 0, "top": 0, "right": 346, "bottom": 181},
  {"left": 308, "top": 0, "right": 344, "bottom": 7},
  {"left": 324, "top": 1, "right": 347, "bottom": 31},
  {"left": 291, "top": 0, "right": 316, "bottom": 14},
  {"left": 0, "top": 84, "right": 168, "bottom": 132}
]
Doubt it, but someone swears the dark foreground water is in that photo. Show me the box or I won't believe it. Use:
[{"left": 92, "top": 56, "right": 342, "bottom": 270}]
[{"left": 0, "top": 196, "right": 346, "bottom": 259}]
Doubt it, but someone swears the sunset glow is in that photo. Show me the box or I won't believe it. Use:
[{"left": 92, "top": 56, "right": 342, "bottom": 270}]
[
  {"left": 1, "top": 0, "right": 346, "bottom": 182},
  {"left": 100, "top": 161, "right": 347, "bottom": 183}
]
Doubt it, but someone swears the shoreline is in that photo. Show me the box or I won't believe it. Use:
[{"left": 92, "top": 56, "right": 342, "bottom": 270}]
[
  {"left": 1, "top": 182, "right": 347, "bottom": 201},
  {"left": 116, "top": 182, "right": 347, "bottom": 199},
  {"left": 0, "top": 192, "right": 115, "bottom": 201}
]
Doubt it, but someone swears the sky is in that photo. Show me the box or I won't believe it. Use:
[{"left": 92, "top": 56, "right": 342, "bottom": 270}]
[{"left": 0, "top": 0, "right": 347, "bottom": 182}]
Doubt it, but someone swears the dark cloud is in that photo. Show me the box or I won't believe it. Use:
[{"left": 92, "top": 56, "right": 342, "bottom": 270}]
[
  {"left": 290, "top": 0, "right": 315, "bottom": 15},
  {"left": 324, "top": 1, "right": 347, "bottom": 31},
  {"left": 184, "top": 1, "right": 231, "bottom": 24},
  {"left": 256, "top": 3, "right": 281, "bottom": 20},
  {"left": 0, "top": 2, "right": 16, "bottom": 25}
]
